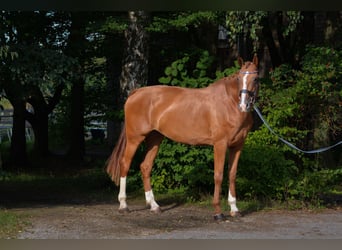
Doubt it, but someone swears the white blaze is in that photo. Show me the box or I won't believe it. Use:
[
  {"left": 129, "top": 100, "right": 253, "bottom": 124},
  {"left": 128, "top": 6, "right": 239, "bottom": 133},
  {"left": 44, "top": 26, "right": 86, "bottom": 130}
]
[{"left": 239, "top": 72, "right": 249, "bottom": 111}]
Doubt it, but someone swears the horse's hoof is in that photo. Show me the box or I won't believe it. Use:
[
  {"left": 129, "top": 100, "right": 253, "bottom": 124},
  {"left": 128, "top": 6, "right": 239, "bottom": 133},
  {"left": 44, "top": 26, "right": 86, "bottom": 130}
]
[
  {"left": 150, "top": 207, "right": 162, "bottom": 214},
  {"left": 213, "top": 213, "right": 226, "bottom": 221},
  {"left": 118, "top": 207, "right": 130, "bottom": 214},
  {"left": 230, "top": 211, "right": 242, "bottom": 218}
]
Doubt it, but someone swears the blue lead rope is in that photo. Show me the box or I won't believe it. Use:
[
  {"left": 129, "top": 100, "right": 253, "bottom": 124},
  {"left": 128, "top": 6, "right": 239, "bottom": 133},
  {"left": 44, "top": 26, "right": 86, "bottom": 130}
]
[{"left": 253, "top": 106, "right": 342, "bottom": 154}]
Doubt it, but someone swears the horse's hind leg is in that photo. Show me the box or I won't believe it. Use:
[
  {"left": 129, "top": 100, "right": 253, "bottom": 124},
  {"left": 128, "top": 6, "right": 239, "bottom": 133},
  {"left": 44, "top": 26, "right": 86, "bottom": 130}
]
[
  {"left": 140, "top": 131, "right": 164, "bottom": 213},
  {"left": 118, "top": 136, "right": 144, "bottom": 213}
]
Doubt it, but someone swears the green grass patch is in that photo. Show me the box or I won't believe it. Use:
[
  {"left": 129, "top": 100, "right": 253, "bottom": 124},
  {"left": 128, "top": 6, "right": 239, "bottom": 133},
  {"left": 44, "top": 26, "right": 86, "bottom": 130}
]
[{"left": 0, "top": 210, "right": 29, "bottom": 239}]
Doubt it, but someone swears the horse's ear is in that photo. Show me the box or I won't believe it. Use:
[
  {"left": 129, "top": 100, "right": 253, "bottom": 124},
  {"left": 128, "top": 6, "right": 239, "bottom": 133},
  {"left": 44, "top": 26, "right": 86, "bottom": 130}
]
[
  {"left": 252, "top": 53, "right": 258, "bottom": 67},
  {"left": 238, "top": 56, "right": 244, "bottom": 67}
]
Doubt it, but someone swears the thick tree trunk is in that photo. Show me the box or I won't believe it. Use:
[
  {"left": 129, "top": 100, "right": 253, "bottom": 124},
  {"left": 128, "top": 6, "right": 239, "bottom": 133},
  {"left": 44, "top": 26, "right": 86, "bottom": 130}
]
[
  {"left": 25, "top": 106, "right": 49, "bottom": 157},
  {"left": 261, "top": 13, "right": 282, "bottom": 68},
  {"left": 120, "top": 11, "right": 150, "bottom": 99},
  {"left": 108, "top": 11, "right": 150, "bottom": 147},
  {"left": 10, "top": 99, "right": 27, "bottom": 167},
  {"left": 2, "top": 74, "right": 28, "bottom": 168}
]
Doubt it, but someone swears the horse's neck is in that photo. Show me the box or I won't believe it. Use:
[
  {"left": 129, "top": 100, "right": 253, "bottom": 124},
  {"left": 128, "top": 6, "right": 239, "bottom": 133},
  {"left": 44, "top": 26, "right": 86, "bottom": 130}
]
[{"left": 222, "top": 77, "right": 239, "bottom": 102}]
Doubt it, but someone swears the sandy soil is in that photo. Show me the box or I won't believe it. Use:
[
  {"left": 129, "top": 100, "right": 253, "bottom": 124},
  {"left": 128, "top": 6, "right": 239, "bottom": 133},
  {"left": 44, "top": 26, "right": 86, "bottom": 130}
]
[{"left": 11, "top": 201, "right": 342, "bottom": 239}]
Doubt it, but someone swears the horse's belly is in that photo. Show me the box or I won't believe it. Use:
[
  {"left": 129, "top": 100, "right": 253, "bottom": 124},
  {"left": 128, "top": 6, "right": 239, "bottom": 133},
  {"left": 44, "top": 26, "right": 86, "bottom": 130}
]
[{"left": 154, "top": 108, "right": 213, "bottom": 145}]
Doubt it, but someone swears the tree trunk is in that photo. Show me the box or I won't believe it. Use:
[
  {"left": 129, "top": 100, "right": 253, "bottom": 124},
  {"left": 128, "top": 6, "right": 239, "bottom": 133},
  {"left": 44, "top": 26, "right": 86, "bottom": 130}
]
[
  {"left": 2, "top": 73, "right": 28, "bottom": 168},
  {"left": 261, "top": 13, "right": 283, "bottom": 68},
  {"left": 25, "top": 110, "right": 49, "bottom": 157},
  {"left": 314, "top": 12, "right": 327, "bottom": 44},
  {"left": 26, "top": 83, "right": 65, "bottom": 157},
  {"left": 108, "top": 11, "right": 150, "bottom": 147},
  {"left": 10, "top": 99, "right": 27, "bottom": 167},
  {"left": 120, "top": 11, "right": 150, "bottom": 99}
]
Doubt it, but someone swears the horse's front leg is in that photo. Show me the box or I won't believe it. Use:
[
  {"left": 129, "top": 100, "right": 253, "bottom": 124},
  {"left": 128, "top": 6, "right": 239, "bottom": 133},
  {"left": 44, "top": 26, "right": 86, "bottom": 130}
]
[
  {"left": 228, "top": 146, "right": 243, "bottom": 217},
  {"left": 212, "top": 142, "right": 227, "bottom": 220}
]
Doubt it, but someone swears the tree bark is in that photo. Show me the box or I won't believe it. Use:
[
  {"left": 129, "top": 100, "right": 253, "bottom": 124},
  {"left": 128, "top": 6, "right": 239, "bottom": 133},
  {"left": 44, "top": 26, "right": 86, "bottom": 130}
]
[
  {"left": 26, "top": 83, "right": 65, "bottom": 157},
  {"left": 2, "top": 73, "right": 28, "bottom": 168},
  {"left": 261, "top": 13, "right": 283, "bottom": 68},
  {"left": 10, "top": 98, "right": 28, "bottom": 167},
  {"left": 108, "top": 11, "right": 150, "bottom": 146},
  {"left": 120, "top": 11, "right": 150, "bottom": 100}
]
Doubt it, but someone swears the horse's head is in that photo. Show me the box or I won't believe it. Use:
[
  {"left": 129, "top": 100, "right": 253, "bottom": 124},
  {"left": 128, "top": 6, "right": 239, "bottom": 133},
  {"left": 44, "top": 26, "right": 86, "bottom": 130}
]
[{"left": 237, "top": 54, "right": 259, "bottom": 112}]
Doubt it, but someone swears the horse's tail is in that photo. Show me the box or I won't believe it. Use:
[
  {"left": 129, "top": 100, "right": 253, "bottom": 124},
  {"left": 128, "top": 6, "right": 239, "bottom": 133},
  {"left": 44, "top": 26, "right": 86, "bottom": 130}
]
[{"left": 106, "top": 124, "right": 126, "bottom": 186}]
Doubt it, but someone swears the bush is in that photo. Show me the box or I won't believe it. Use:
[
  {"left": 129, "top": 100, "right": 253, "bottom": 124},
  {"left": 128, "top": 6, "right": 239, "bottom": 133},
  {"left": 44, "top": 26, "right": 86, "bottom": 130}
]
[
  {"left": 237, "top": 143, "right": 297, "bottom": 200},
  {"left": 152, "top": 139, "right": 214, "bottom": 195}
]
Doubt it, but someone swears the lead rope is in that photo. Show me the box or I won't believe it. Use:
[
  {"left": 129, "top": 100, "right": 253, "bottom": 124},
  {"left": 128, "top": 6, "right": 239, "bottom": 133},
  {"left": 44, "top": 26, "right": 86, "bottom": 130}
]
[{"left": 253, "top": 105, "right": 342, "bottom": 154}]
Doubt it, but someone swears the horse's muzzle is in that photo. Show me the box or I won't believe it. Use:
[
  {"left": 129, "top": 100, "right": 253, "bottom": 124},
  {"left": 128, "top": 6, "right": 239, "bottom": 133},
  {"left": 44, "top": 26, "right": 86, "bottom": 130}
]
[{"left": 239, "top": 90, "right": 254, "bottom": 112}]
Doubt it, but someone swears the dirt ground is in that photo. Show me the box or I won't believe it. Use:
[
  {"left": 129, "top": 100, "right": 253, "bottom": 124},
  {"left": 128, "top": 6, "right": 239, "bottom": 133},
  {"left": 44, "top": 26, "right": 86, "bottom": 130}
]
[{"left": 10, "top": 199, "right": 342, "bottom": 239}]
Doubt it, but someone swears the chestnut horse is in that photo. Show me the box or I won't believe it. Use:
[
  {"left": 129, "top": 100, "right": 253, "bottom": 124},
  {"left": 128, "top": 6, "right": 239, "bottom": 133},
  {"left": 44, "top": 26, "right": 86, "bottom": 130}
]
[{"left": 106, "top": 55, "right": 259, "bottom": 220}]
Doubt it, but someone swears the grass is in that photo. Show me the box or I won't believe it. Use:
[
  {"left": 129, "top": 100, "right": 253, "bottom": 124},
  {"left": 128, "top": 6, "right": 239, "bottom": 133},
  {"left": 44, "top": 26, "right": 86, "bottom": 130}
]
[{"left": 0, "top": 210, "right": 29, "bottom": 239}]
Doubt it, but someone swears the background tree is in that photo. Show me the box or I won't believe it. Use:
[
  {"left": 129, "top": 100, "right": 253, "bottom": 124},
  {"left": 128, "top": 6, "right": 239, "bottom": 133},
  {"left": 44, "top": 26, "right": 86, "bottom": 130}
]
[
  {"left": 106, "top": 11, "right": 151, "bottom": 145},
  {"left": 0, "top": 11, "right": 74, "bottom": 166}
]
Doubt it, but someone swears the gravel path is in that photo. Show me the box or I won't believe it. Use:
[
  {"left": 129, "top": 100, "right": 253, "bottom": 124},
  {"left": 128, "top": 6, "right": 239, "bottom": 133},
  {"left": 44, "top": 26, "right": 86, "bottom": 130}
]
[{"left": 12, "top": 203, "right": 342, "bottom": 239}]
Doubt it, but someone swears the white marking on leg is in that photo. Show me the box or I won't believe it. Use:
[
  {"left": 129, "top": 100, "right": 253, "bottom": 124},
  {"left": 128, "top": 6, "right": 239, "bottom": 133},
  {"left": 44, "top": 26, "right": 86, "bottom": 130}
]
[
  {"left": 145, "top": 189, "right": 160, "bottom": 211},
  {"left": 228, "top": 190, "right": 239, "bottom": 213},
  {"left": 118, "top": 177, "right": 128, "bottom": 210}
]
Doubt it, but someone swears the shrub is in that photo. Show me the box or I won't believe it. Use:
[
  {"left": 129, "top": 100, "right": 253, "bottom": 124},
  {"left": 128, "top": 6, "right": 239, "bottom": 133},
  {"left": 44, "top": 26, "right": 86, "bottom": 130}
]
[{"left": 152, "top": 139, "right": 214, "bottom": 195}]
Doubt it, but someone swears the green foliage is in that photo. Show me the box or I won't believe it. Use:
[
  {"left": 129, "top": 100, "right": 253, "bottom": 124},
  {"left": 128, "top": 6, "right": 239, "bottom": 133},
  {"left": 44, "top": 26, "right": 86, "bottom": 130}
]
[
  {"left": 257, "top": 45, "right": 342, "bottom": 155},
  {"left": 6, "top": 45, "right": 75, "bottom": 88},
  {"left": 159, "top": 50, "right": 238, "bottom": 88},
  {"left": 283, "top": 168, "right": 342, "bottom": 206},
  {"left": 225, "top": 11, "right": 302, "bottom": 51},
  {"left": 148, "top": 11, "right": 218, "bottom": 33},
  {"left": 225, "top": 11, "right": 267, "bottom": 50},
  {"left": 152, "top": 139, "right": 214, "bottom": 195},
  {"left": 159, "top": 50, "right": 214, "bottom": 87},
  {"left": 283, "top": 11, "right": 303, "bottom": 37},
  {"left": 247, "top": 45, "right": 342, "bottom": 204},
  {"left": 237, "top": 144, "right": 297, "bottom": 200}
]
